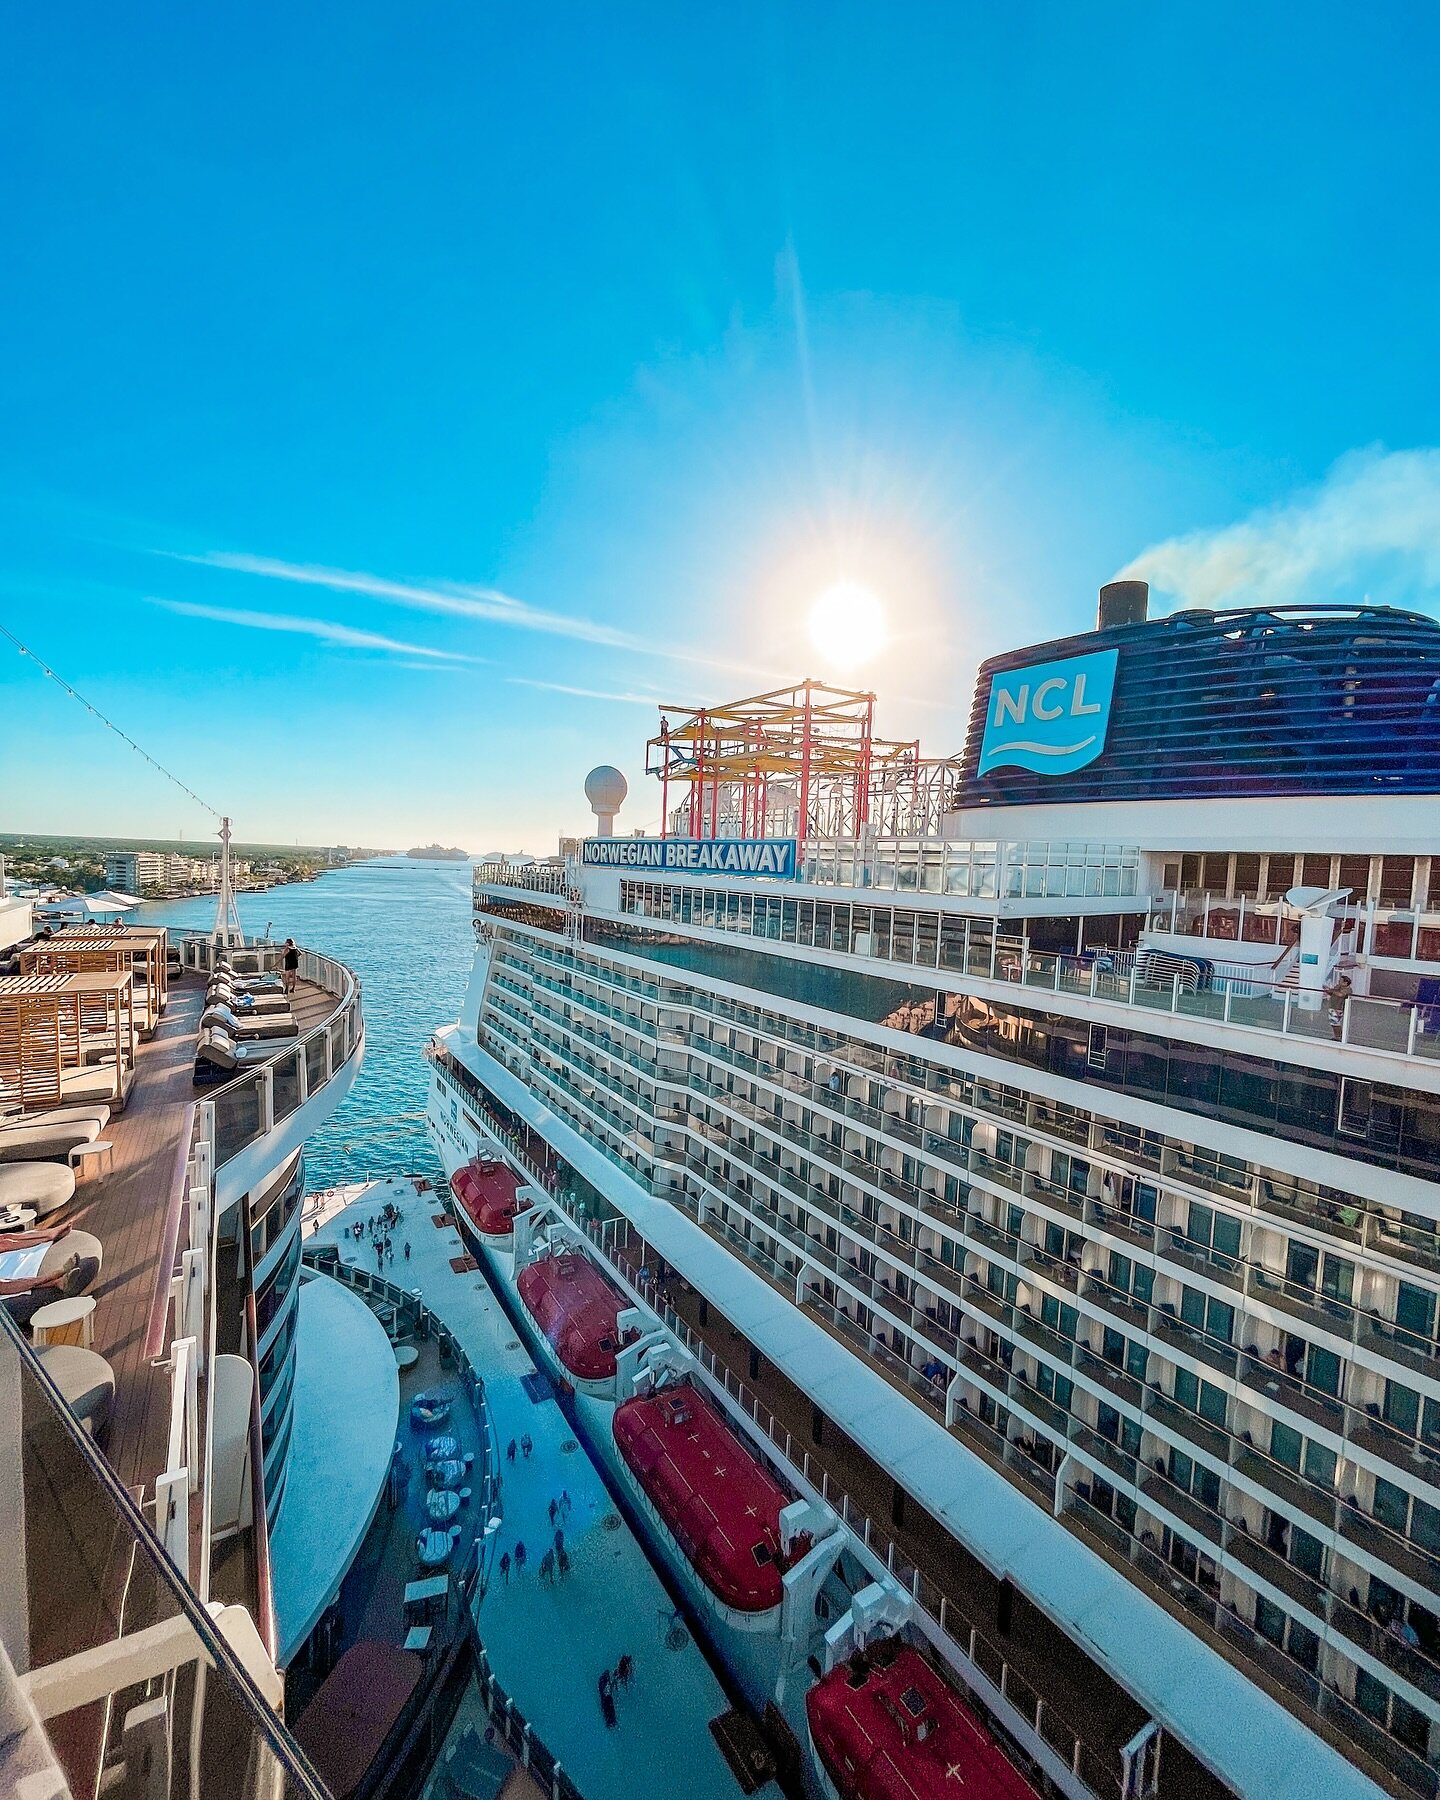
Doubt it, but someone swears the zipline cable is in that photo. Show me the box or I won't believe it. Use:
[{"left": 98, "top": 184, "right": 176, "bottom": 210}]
[{"left": 0, "top": 618, "right": 222, "bottom": 821}]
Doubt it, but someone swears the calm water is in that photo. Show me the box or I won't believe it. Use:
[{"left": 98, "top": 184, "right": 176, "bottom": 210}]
[{"left": 137, "top": 858, "right": 474, "bottom": 1187}]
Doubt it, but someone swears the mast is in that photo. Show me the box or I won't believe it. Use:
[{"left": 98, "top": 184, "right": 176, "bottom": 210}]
[{"left": 210, "top": 815, "right": 245, "bottom": 947}]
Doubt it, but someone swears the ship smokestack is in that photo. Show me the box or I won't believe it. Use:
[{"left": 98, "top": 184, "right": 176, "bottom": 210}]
[{"left": 1098, "top": 579, "right": 1148, "bottom": 629}]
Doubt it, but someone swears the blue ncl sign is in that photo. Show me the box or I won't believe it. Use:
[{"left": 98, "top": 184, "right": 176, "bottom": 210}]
[{"left": 978, "top": 647, "right": 1119, "bottom": 777}]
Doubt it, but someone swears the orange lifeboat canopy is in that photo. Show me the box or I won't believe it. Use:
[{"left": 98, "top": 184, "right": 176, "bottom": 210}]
[
  {"left": 613, "top": 1382, "right": 789, "bottom": 1614},
  {"left": 450, "top": 1158, "right": 529, "bottom": 1237},
  {"left": 517, "top": 1251, "right": 631, "bottom": 1381},
  {"left": 805, "top": 1637, "right": 1042, "bottom": 1800}
]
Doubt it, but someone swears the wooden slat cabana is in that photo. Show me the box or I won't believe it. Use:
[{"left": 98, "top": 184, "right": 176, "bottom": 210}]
[
  {"left": 0, "top": 971, "right": 136, "bottom": 1109},
  {"left": 25, "top": 925, "right": 169, "bottom": 1036}
]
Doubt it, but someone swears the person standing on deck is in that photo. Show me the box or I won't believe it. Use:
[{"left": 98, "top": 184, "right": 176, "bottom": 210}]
[{"left": 282, "top": 938, "right": 300, "bottom": 995}]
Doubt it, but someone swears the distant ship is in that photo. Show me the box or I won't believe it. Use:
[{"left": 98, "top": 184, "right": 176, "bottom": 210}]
[{"left": 406, "top": 843, "right": 469, "bottom": 860}]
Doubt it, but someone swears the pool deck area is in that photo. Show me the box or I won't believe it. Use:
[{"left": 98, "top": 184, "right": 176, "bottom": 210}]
[{"left": 306, "top": 1176, "right": 763, "bottom": 1800}]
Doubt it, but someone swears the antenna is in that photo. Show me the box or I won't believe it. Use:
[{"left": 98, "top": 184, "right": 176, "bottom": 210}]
[{"left": 210, "top": 816, "right": 245, "bottom": 947}]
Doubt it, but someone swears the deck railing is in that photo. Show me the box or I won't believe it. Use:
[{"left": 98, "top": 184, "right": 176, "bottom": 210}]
[
  {"left": 0, "top": 1308, "right": 329, "bottom": 1800},
  {"left": 475, "top": 860, "right": 568, "bottom": 896},
  {"left": 175, "top": 935, "right": 365, "bottom": 1172}
]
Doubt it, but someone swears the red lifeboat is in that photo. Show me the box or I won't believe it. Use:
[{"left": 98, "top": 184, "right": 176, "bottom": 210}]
[
  {"left": 805, "top": 1637, "right": 1041, "bottom": 1800},
  {"left": 517, "top": 1251, "right": 633, "bottom": 1382},
  {"left": 450, "top": 1158, "right": 529, "bottom": 1238},
  {"left": 612, "top": 1382, "right": 788, "bottom": 1615}
]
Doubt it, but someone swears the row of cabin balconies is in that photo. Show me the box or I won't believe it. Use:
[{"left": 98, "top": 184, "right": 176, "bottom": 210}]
[
  {"left": 501, "top": 928, "right": 1440, "bottom": 1285},
  {"left": 468, "top": 1000, "right": 1440, "bottom": 1781},
  {"left": 694, "top": 1180, "right": 1440, "bottom": 1770},
  {"left": 661, "top": 1120, "right": 1440, "bottom": 1633},
  {"left": 509, "top": 931, "right": 1440, "bottom": 1291},
  {"left": 488, "top": 943, "right": 1440, "bottom": 1495},
  {"left": 690, "top": 1183, "right": 1440, "bottom": 1759}
]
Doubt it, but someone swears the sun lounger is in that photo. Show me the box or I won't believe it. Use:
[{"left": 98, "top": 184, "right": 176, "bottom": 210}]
[
  {"left": 0, "top": 1104, "right": 111, "bottom": 1132},
  {"left": 200, "top": 1003, "right": 297, "bottom": 1040},
  {"left": 215, "top": 964, "right": 283, "bottom": 992},
  {"left": 0, "top": 1120, "right": 101, "bottom": 1165},
  {"left": 0, "top": 1227, "right": 103, "bottom": 1326},
  {"left": 194, "top": 1026, "right": 292, "bottom": 1083},
  {"left": 38, "top": 1344, "right": 115, "bottom": 1439},
  {"left": 58, "top": 1066, "right": 119, "bottom": 1104},
  {"left": 0, "top": 1162, "right": 77, "bottom": 1218},
  {"left": 206, "top": 983, "right": 291, "bottom": 1014}
]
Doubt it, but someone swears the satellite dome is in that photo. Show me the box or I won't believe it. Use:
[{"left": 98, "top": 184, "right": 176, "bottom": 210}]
[
  {"left": 584, "top": 765, "right": 627, "bottom": 836},
  {"left": 585, "top": 766, "right": 627, "bottom": 810}
]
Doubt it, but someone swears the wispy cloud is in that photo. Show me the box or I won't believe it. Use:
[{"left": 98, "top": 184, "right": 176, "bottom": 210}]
[
  {"left": 506, "top": 676, "right": 662, "bottom": 706},
  {"left": 174, "top": 550, "right": 643, "bottom": 649},
  {"left": 148, "top": 597, "right": 487, "bottom": 663},
  {"left": 160, "top": 548, "right": 773, "bottom": 680},
  {"left": 1120, "top": 446, "right": 1440, "bottom": 609}
]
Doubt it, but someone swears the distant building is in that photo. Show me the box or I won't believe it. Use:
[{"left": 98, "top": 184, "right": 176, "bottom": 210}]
[{"left": 105, "top": 850, "right": 217, "bottom": 895}]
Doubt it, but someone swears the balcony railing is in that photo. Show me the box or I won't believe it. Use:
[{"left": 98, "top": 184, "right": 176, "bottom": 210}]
[
  {"left": 176, "top": 936, "right": 364, "bottom": 1173},
  {"left": 475, "top": 860, "right": 568, "bottom": 896},
  {"left": 0, "top": 1309, "right": 327, "bottom": 1800}
]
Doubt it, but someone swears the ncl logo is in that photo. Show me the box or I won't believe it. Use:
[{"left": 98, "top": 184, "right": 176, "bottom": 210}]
[{"left": 978, "top": 647, "right": 1119, "bottom": 777}]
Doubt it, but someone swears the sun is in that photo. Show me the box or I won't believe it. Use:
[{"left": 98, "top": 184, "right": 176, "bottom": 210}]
[{"left": 807, "top": 581, "right": 888, "bottom": 674}]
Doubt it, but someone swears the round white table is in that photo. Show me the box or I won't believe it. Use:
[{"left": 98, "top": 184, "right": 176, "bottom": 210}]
[
  {"left": 0, "top": 1207, "right": 37, "bottom": 1232},
  {"left": 31, "top": 1294, "right": 97, "bottom": 1349},
  {"left": 395, "top": 1344, "right": 419, "bottom": 1370}
]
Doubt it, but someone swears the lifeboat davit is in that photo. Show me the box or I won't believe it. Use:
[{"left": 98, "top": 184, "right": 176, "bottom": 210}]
[
  {"left": 612, "top": 1382, "right": 789, "bottom": 1620},
  {"left": 805, "top": 1636, "right": 1041, "bottom": 1800},
  {"left": 450, "top": 1157, "right": 529, "bottom": 1239},
  {"left": 517, "top": 1250, "right": 634, "bottom": 1388}
]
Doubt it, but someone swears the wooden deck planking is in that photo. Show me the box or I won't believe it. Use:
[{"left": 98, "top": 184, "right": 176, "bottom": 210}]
[
  {"left": 64, "top": 973, "right": 336, "bottom": 1498},
  {"left": 67, "top": 979, "right": 204, "bottom": 1495}
]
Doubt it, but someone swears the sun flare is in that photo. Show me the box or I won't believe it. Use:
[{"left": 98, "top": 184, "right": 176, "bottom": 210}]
[{"left": 806, "top": 581, "right": 888, "bottom": 674}]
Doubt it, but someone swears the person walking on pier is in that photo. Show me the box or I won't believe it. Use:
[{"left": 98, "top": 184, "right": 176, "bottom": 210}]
[
  {"left": 514, "top": 1540, "right": 527, "bottom": 1573},
  {"left": 521, "top": 1433, "right": 533, "bottom": 1459},
  {"left": 548, "top": 1498, "right": 558, "bottom": 1529},
  {"left": 506, "top": 1438, "right": 517, "bottom": 1464},
  {"left": 498, "top": 1551, "right": 510, "bottom": 1585}
]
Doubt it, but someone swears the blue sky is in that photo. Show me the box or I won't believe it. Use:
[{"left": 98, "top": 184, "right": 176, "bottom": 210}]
[{"left": 3, "top": 3, "right": 1439, "bottom": 851}]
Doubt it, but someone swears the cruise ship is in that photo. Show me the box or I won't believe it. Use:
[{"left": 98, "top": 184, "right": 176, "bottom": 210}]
[{"left": 426, "top": 582, "right": 1440, "bottom": 1800}]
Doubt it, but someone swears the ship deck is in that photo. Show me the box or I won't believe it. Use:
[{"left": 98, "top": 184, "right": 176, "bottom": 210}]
[
  {"left": 21, "top": 966, "right": 335, "bottom": 1795},
  {"left": 304, "top": 1177, "right": 771, "bottom": 1800},
  {"left": 57, "top": 971, "right": 335, "bottom": 1496}
]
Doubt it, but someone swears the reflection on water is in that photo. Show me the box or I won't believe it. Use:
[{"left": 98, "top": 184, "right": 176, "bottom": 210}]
[{"left": 137, "top": 858, "right": 473, "bottom": 1187}]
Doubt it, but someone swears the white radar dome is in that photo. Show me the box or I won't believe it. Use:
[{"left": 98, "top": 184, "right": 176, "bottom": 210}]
[{"left": 585, "top": 765, "right": 628, "bottom": 837}]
